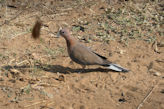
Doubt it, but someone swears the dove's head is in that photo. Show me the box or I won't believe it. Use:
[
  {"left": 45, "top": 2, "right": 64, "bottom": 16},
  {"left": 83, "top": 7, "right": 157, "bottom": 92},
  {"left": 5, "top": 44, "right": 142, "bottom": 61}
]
[
  {"left": 57, "top": 28, "right": 77, "bottom": 45},
  {"left": 57, "top": 28, "right": 70, "bottom": 39}
]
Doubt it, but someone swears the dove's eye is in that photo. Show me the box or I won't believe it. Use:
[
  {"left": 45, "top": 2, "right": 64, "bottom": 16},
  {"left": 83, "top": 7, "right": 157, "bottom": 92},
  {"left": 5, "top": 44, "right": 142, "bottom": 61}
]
[{"left": 62, "top": 31, "right": 64, "bottom": 34}]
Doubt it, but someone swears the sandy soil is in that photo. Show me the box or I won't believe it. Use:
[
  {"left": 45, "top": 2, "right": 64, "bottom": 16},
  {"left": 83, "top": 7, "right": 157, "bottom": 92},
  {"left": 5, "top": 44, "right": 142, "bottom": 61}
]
[{"left": 0, "top": 0, "right": 163, "bottom": 109}]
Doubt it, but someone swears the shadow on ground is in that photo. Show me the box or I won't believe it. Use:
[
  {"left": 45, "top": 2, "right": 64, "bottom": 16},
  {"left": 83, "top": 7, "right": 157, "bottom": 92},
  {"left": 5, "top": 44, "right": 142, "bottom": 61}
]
[{"left": 2, "top": 63, "right": 115, "bottom": 74}]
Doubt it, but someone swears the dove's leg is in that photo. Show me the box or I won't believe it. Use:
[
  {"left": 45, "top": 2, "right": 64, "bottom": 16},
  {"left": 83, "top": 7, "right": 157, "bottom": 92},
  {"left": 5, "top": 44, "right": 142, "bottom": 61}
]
[{"left": 78, "top": 65, "right": 86, "bottom": 73}]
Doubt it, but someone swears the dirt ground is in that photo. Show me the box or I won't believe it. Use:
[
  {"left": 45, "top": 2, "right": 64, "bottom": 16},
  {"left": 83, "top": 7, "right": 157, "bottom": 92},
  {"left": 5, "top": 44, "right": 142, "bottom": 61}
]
[{"left": 0, "top": 0, "right": 164, "bottom": 109}]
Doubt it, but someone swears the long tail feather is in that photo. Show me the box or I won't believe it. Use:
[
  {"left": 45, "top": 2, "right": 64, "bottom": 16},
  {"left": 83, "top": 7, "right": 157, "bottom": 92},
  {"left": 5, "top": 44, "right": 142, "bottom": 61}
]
[{"left": 107, "top": 64, "right": 129, "bottom": 72}]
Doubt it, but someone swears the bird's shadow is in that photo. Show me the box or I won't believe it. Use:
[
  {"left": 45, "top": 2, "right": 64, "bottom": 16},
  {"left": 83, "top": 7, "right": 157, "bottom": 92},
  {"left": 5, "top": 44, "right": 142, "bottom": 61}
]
[{"left": 2, "top": 63, "right": 113, "bottom": 74}]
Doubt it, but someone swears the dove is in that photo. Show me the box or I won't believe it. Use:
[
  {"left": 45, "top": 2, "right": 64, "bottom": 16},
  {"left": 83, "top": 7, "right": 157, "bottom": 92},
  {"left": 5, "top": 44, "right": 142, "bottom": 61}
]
[{"left": 58, "top": 28, "right": 129, "bottom": 72}]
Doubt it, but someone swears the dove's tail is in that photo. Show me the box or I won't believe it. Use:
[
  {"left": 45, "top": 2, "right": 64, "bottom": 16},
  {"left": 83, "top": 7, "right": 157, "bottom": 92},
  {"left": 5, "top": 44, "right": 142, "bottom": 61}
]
[{"left": 106, "top": 64, "right": 129, "bottom": 72}]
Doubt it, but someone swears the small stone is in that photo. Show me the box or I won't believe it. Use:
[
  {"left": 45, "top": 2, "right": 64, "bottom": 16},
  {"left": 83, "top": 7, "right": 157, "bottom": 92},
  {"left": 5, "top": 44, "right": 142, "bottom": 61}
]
[
  {"left": 160, "top": 89, "right": 164, "bottom": 94},
  {"left": 57, "top": 75, "right": 65, "bottom": 82},
  {"left": 153, "top": 72, "right": 161, "bottom": 76},
  {"left": 10, "top": 69, "right": 20, "bottom": 75},
  {"left": 119, "top": 49, "right": 126, "bottom": 54},
  {"left": 117, "top": 49, "right": 126, "bottom": 55},
  {"left": 149, "top": 69, "right": 161, "bottom": 76},
  {"left": 31, "top": 53, "right": 40, "bottom": 60},
  {"left": 19, "top": 77, "right": 24, "bottom": 81},
  {"left": 118, "top": 98, "right": 126, "bottom": 102}
]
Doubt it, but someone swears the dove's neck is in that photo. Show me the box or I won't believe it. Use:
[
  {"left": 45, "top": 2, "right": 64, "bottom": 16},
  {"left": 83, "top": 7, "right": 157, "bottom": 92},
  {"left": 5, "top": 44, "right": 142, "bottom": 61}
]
[{"left": 64, "top": 35, "right": 77, "bottom": 48}]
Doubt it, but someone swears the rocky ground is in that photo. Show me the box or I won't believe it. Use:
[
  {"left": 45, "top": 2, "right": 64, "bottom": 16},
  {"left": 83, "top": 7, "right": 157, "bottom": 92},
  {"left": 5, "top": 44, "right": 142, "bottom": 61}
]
[{"left": 0, "top": 0, "right": 163, "bottom": 109}]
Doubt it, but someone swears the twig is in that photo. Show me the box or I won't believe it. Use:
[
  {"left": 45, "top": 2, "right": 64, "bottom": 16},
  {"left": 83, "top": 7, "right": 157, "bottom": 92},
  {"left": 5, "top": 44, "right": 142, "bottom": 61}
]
[
  {"left": 36, "top": 82, "right": 58, "bottom": 87},
  {"left": 5, "top": 1, "right": 8, "bottom": 18},
  {"left": 41, "top": 4, "right": 54, "bottom": 13},
  {"left": 152, "top": 41, "right": 160, "bottom": 53},
  {"left": 24, "top": 100, "right": 47, "bottom": 108},
  {"left": 136, "top": 83, "right": 158, "bottom": 109},
  {"left": 46, "top": 101, "right": 55, "bottom": 106},
  {"left": 56, "top": 8, "right": 73, "bottom": 11},
  {"left": 10, "top": 31, "right": 30, "bottom": 39},
  {"left": 16, "top": 60, "right": 29, "bottom": 66},
  {"left": 0, "top": 4, "right": 30, "bottom": 27},
  {"left": 0, "top": 10, "right": 24, "bottom": 27},
  {"left": 55, "top": 12, "right": 69, "bottom": 16},
  {"left": 41, "top": 26, "right": 58, "bottom": 37}
]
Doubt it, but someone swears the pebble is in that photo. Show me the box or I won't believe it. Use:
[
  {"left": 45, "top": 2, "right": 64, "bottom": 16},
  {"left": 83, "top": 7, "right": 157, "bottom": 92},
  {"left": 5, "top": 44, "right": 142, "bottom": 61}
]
[
  {"left": 149, "top": 69, "right": 161, "bottom": 76},
  {"left": 153, "top": 72, "right": 161, "bottom": 76}
]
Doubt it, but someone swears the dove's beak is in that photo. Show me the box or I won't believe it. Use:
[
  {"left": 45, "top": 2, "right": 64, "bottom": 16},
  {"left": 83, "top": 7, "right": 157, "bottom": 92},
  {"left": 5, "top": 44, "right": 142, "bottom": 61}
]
[
  {"left": 56, "top": 27, "right": 63, "bottom": 38},
  {"left": 56, "top": 31, "right": 61, "bottom": 38}
]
